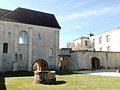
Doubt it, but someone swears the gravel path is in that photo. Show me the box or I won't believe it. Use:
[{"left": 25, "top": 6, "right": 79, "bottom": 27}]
[{"left": 74, "top": 69, "right": 120, "bottom": 77}]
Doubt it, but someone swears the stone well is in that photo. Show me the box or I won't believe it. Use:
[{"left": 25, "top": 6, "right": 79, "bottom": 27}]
[{"left": 34, "top": 71, "right": 56, "bottom": 84}]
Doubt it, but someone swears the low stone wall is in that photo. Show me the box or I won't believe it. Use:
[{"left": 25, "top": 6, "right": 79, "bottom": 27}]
[
  {"left": 34, "top": 71, "right": 56, "bottom": 84},
  {"left": 69, "top": 51, "right": 120, "bottom": 70}
]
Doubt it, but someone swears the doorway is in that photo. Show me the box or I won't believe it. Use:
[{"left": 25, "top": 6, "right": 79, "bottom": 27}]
[{"left": 91, "top": 57, "right": 100, "bottom": 69}]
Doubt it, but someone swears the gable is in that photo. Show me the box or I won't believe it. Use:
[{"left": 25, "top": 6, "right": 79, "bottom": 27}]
[{"left": 0, "top": 7, "right": 61, "bottom": 29}]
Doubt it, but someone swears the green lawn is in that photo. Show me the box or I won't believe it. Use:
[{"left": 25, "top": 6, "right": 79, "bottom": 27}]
[{"left": 1, "top": 71, "right": 120, "bottom": 90}]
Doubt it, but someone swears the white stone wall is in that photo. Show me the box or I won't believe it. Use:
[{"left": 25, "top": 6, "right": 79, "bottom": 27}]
[
  {"left": 90, "top": 27, "right": 120, "bottom": 51},
  {"left": 0, "top": 20, "right": 60, "bottom": 72},
  {"left": 67, "top": 27, "right": 120, "bottom": 52}
]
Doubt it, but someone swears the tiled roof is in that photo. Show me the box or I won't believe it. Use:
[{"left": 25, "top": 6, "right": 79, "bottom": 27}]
[
  {"left": 0, "top": 8, "right": 12, "bottom": 17},
  {"left": 0, "top": 7, "right": 61, "bottom": 29}
]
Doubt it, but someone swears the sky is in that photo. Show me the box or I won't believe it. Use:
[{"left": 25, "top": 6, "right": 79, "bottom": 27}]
[{"left": 0, "top": 0, "right": 120, "bottom": 48}]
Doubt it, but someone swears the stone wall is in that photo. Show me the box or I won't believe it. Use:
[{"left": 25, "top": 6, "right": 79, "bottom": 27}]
[
  {"left": 0, "top": 20, "right": 60, "bottom": 72},
  {"left": 67, "top": 51, "right": 120, "bottom": 70}
]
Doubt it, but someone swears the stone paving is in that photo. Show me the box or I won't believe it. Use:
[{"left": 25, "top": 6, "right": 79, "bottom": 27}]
[{"left": 74, "top": 69, "right": 120, "bottom": 77}]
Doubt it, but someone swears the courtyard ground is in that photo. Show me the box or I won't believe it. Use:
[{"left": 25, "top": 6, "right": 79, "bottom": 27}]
[
  {"left": 74, "top": 69, "right": 120, "bottom": 77},
  {"left": 1, "top": 70, "right": 120, "bottom": 90}
]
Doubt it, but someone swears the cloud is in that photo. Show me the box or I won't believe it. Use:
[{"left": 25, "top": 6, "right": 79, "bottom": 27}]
[
  {"left": 67, "top": 1, "right": 87, "bottom": 11},
  {"left": 56, "top": 1, "right": 86, "bottom": 11},
  {"left": 57, "top": 5, "right": 120, "bottom": 23}
]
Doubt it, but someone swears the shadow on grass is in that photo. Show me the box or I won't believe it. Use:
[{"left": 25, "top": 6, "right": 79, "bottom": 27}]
[
  {"left": 4, "top": 70, "right": 34, "bottom": 77},
  {"left": 43, "top": 80, "right": 67, "bottom": 85},
  {"left": 0, "top": 72, "right": 6, "bottom": 90},
  {"left": 56, "top": 70, "right": 78, "bottom": 75},
  {"left": 4, "top": 70, "right": 78, "bottom": 77}
]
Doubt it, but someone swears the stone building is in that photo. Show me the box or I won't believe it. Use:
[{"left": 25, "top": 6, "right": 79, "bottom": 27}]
[
  {"left": 67, "top": 27, "right": 120, "bottom": 52},
  {"left": 59, "top": 48, "right": 120, "bottom": 71},
  {"left": 0, "top": 7, "right": 61, "bottom": 72},
  {"left": 63, "top": 27, "right": 120, "bottom": 71}
]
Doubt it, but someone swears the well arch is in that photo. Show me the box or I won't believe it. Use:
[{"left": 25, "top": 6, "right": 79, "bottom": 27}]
[{"left": 32, "top": 59, "right": 48, "bottom": 71}]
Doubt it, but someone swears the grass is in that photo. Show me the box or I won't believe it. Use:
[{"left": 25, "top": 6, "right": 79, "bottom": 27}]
[{"left": 1, "top": 71, "right": 120, "bottom": 90}]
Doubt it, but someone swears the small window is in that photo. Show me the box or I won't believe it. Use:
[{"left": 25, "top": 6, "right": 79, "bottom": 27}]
[
  {"left": 85, "top": 40, "right": 88, "bottom": 46},
  {"left": 19, "top": 31, "right": 28, "bottom": 44},
  {"left": 38, "top": 34, "right": 41, "bottom": 40},
  {"left": 8, "top": 32, "right": 11, "bottom": 38},
  {"left": 15, "top": 54, "right": 18, "bottom": 61},
  {"left": 3, "top": 43, "right": 8, "bottom": 53},
  {"left": 19, "top": 54, "right": 22, "bottom": 60},
  {"left": 100, "top": 47, "right": 102, "bottom": 51},
  {"left": 93, "top": 39, "right": 95, "bottom": 45},
  {"left": 106, "top": 35, "right": 110, "bottom": 42},
  {"left": 49, "top": 48, "right": 53, "bottom": 58},
  {"left": 107, "top": 46, "right": 110, "bottom": 51},
  {"left": 99, "top": 37, "right": 102, "bottom": 44}
]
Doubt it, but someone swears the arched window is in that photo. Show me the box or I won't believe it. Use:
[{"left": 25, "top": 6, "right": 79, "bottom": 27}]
[
  {"left": 19, "top": 54, "right": 22, "bottom": 60},
  {"left": 14, "top": 54, "right": 18, "bottom": 61},
  {"left": 19, "top": 31, "right": 28, "bottom": 44},
  {"left": 3, "top": 43, "right": 8, "bottom": 53},
  {"left": 49, "top": 48, "right": 53, "bottom": 58},
  {"left": 8, "top": 32, "right": 11, "bottom": 38}
]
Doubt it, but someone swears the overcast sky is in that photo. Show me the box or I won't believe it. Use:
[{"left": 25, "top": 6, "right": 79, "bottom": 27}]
[{"left": 0, "top": 0, "right": 120, "bottom": 48}]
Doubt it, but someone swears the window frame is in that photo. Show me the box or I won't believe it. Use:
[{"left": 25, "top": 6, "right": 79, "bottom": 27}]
[
  {"left": 107, "top": 46, "right": 110, "bottom": 51},
  {"left": 49, "top": 48, "right": 53, "bottom": 58},
  {"left": 85, "top": 40, "right": 88, "bottom": 46},
  {"left": 19, "top": 31, "right": 28, "bottom": 44},
  {"left": 106, "top": 35, "right": 110, "bottom": 42},
  {"left": 100, "top": 47, "right": 102, "bottom": 51},
  {"left": 3, "top": 43, "right": 8, "bottom": 53},
  {"left": 19, "top": 54, "right": 22, "bottom": 60},
  {"left": 93, "top": 39, "right": 95, "bottom": 45},
  {"left": 99, "top": 37, "right": 102, "bottom": 44}
]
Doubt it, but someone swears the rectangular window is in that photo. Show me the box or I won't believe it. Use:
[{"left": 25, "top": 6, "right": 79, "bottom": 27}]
[
  {"left": 107, "top": 46, "right": 110, "bottom": 51},
  {"left": 100, "top": 47, "right": 102, "bottom": 51},
  {"left": 99, "top": 37, "right": 102, "bottom": 44},
  {"left": 85, "top": 40, "right": 88, "bottom": 46},
  {"left": 106, "top": 35, "right": 110, "bottom": 42},
  {"left": 93, "top": 39, "right": 95, "bottom": 45}
]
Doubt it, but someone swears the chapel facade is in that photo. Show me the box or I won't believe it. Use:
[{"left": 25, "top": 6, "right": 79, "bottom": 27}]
[{"left": 0, "top": 7, "right": 61, "bottom": 72}]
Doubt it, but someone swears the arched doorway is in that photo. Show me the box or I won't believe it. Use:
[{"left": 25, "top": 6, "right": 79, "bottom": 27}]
[
  {"left": 58, "top": 55, "right": 70, "bottom": 70},
  {"left": 91, "top": 57, "right": 100, "bottom": 69},
  {"left": 32, "top": 59, "right": 48, "bottom": 71}
]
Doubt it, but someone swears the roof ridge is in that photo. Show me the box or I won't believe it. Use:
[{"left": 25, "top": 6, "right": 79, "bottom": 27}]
[
  {"left": 0, "top": 8, "right": 12, "bottom": 12},
  {"left": 0, "top": 7, "right": 61, "bottom": 29},
  {"left": 0, "top": 8, "right": 12, "bottom": 17},
  {"left": 16, "top": 7, "right": 54, "bottom": 15}
]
